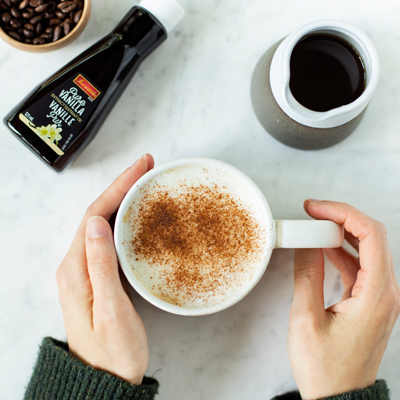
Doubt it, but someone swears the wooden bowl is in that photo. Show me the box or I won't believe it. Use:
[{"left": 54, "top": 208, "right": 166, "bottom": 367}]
[{"left": 0, "top": 0, "right": 91, "bottom": 53}]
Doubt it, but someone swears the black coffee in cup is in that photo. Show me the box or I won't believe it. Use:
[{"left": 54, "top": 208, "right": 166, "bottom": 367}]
[{"left": 289, "top": 34, "right": 366, "bottom": 112}]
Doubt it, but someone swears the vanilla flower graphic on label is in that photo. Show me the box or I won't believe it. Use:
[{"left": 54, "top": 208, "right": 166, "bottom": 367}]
[{"left": 36, "top": 124, "right": 63, "bottom": 144}]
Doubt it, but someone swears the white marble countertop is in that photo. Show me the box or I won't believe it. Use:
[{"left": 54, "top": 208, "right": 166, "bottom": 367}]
[{"left": 1, "top": 0, "right": 400, "bottom": 398}]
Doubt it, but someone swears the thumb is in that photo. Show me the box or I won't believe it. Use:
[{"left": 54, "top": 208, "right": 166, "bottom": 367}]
[
  {"left": 293, "top": 249, "right": 325, "bottom": 314},
  {"left": 86, "top": 216, "right": 124, "bottom": 303}
]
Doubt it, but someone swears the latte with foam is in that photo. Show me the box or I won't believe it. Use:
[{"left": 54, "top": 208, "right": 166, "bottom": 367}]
[{"left": 122, "top": 165, "right": 268, "bottom": 309}]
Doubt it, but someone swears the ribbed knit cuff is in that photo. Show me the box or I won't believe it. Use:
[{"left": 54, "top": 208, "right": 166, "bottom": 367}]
[
  {"left": 24, "top": 337, "right": 159, "bottom": 400},
  {"left": 320, "top": 380, "right": 389, "bottom": 400},
  {"left": 272, "top": 381, "right": 389, "bottom": 400},
  {"left": 272, "top": 391, "right": 302, "bottom": 399}
]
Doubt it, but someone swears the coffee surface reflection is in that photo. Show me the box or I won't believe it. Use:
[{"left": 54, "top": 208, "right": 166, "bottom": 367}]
[{"left": 289, "top": 34, "right": 366, "bottom": 112}]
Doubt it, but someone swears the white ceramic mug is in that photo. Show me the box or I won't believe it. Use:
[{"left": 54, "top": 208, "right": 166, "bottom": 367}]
[{"left": 114, "top": 158, "right": 344, "bottom": 316}]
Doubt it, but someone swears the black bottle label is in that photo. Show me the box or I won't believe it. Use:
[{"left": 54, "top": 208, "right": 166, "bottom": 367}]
[{"left": 19, "top": 73, "right": 102, "bottom": 156}]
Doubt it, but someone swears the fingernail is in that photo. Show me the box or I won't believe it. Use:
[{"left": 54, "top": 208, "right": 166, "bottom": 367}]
[
  {"left": 87, "top": 217, "right": 109, "bottom": 239},
  {"left": 132, "top": 153, "right": 147, "bottom": 167},
  {"left": 307, "top": 199, "right": 328, "bottom": 205}
]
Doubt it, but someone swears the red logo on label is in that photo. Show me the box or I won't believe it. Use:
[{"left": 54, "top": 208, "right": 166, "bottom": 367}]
[{"left": 73, "top": 75, "right": 101, "bottom": 100}]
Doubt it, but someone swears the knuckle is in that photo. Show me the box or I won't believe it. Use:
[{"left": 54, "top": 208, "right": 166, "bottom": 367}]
[
  {"left": 55, "top": 265, "right": 69, "bottom": 306},
  {"left": 85, "top": 202, "right": 98, "bottom": 218},
  {"left": 56, "top": 265, "right": 68, "bottom": 290},
  {"left": 94, "top": 303, "right": 122, "bottom": 330},
  {"left": 351, "top": 214, "right": 386, "bottom": 238},
  {"left": 290, "top": 312, "right": 308, "bottom": 330},
  {"left": 295, "top": 260, "right": 320, "bottom": 280},
  {"left": 290, "top": 309, "right": 321, "bottom": 334},
  {"left": 380, "top": 286, "right": 400, "bottom": 315},
  {"left": 89, "top": 253, "right": 114, "bottom": 274},
  {"left": 374, "top": 221, "right": 387, "bottom": 236},
  {"left": 85, "top": 203, "right": 94, "bottom": 218},
  {"left": 98, "top": 307, "right": 118, "bottom": 325}
]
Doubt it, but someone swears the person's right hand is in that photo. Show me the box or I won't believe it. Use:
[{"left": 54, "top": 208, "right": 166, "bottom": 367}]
[{"left": 288, "top": 200, "right": 400, "bottom": 400}]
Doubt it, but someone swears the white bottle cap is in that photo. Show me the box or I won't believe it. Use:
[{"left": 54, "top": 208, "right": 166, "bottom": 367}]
[{"left": 139, "top": 0, "right": 185, "bottom": 34}]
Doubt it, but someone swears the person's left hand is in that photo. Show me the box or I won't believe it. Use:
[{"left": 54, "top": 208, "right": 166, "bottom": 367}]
[{"left": 56, "top": 154, "right": 154, "bottom": 385}]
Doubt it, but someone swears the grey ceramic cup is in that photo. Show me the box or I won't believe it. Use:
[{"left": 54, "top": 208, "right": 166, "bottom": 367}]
[{"left": 251, "top": 20, "right": 380, "bottom": 150}]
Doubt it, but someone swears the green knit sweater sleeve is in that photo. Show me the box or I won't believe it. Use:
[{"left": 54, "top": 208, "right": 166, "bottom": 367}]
[
  {"left": 271, "top": 380, "right": 389, "bottom": 400},
  {"left": 24, "top": 337, "right": 159, "bottom": 400}
]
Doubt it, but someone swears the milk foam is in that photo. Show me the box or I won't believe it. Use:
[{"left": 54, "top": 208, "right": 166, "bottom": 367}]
[{"left": 123, "top": 165, "right": 270, "bottom": 309}]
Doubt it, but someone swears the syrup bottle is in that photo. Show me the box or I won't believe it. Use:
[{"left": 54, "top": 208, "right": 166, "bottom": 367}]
[{"left": 4, "top": 0, "right": 184, "bottom": 172}]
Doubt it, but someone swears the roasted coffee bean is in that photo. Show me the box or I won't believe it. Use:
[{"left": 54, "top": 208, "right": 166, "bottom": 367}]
[
  {"left": 62, "top": 20, "right": 70, "bottom": 34},
  {"left": 64, "top": 16, "right": 72, "bottom": 24},
  {"left": 23, "top": 28, "right": 33, "bottom": 37},
  {"left": 0, "top": 4, "right": 8, "bottom": 10},
  {"left": 32, "top": 36, "right": 44, "bottom": 44},
  {"left": 10, "top": 0, "right": 20, "bottom": 5},
  {"left": 52, "top": 23, "right": 61, "bottom": 40},
  {"left": 40, "top": 32, "right": 51, "bottom": 40},
  {"left": 2, "top": 11, "right": 11, "bottom": 23},
  {"left": 10, "top": 18, "right": 21, "bottom": 27},
  {"left": 44, "top": 11, "right": 54, "bottom": 18},
  {"left": 58, "top": 0, "right": 75, "bottom": 9},
  {"left": 29, "top": 14, "right": 42, "bottom": 24},
  {"left": 61, "top": 2, "right": 75, "bottom": 13},
  {"left": 10, "top": 6, "right": 20, "bottom": 17},
  {"left": 24, "top": 38, "right": 32, "bottom": 43},
  {"left": 24, "top": 22, "right": 34, "bottom": 30},
  {"left": 45, "top": 25, "right": 53, "bottom": 32},
  {"left": 2, "top": 24, "right": 13, "bottom": 31},
  {"left": 62, "top": 20, "right": 69, "bottom": 34},
  {"left": 29, "top": 0, "right": 42, "bottom": 7},
  {"left": 73, "top": 8, "right": 80, "bottom": 23},
  {"left": 8, "top": 30, "right": 22, "bottom": 40},
  {"left": 53, "top": 23, "right": 62, "bottom": 38},
  {"left": 3, "top": 0, "right": 11, "bottom": 7},
  {"left": 56, "top": 0, "right": 69, "bottom": 8},
  {"left": 54, "top": 10, "right": 64, "bottom": 18},
  {"left": 34, "top": 2, "right": 49, "bottom": 12},
  {"left": 18, "top": 0, "right": 28, "bottom": 9},
  {"left": 21, "top": 8, "right": 33, "bottom": 18},
  {"left": 35, "top": 20, "right": 42, "bottom": 33},
  {"left": 48, "top": 17, "right": 60, "bottom": 25}
]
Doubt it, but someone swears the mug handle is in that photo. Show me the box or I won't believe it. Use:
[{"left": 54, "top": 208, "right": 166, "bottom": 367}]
[{"left": 274, "top": 220, "right": 344, "bottom": 249}]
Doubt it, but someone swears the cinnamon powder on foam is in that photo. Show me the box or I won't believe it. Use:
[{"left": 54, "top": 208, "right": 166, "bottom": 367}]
[{"left": 124, "top": 181, "right": 266, "bottom": 308}]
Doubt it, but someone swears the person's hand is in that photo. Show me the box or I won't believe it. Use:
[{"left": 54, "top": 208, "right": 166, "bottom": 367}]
[
  {"left": 288, "top": 200, "right": 400, "bottom": 399},
  {"left": 56, "top": 154, "right": 154, "bottom": 385}
]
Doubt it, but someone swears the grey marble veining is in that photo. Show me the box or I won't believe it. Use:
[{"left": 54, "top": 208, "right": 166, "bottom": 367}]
[{"left": 1, "top": 0, "right": 400, "bottom": 399}]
